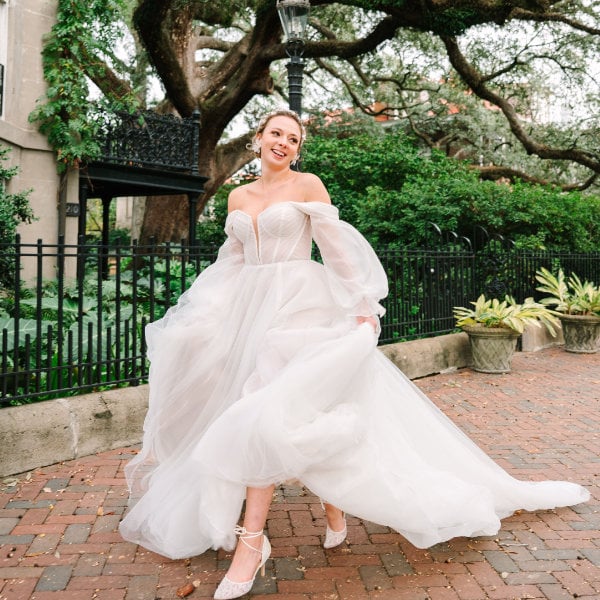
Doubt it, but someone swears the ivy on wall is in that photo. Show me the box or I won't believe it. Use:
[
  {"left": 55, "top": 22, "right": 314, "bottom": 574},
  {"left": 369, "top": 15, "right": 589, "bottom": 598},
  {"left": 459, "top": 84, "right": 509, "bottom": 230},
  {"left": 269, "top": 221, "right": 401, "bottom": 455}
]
[{"left": 28, "top": 0, "right": 138, "bottom": 171}]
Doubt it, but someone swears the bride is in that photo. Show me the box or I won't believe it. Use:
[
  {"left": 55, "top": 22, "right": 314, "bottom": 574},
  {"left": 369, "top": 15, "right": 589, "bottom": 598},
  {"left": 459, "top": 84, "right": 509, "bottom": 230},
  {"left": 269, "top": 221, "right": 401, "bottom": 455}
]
[{"left": 118, "top": 109, "right": 589, "bottom": 600}]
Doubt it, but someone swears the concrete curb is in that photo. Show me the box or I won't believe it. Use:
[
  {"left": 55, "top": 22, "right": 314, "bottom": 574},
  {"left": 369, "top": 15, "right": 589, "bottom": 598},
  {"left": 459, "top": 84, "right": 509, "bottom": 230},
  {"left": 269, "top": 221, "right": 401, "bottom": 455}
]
[
  {"left": 380, "top": 331, "right": 471, "bottom": 379},
  {"left": 0, "top": 328, "right": 561, "bottom": 478},
  {"left": 1, "top": 385, "right": 148, "bottom": 478}
]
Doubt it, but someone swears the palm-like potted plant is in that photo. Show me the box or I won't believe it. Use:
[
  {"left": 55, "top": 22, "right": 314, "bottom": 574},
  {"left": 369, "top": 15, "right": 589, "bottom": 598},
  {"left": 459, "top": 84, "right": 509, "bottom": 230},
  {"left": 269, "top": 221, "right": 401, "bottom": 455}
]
[
  {"left": 454, "top": 295, "right": 560, "bottom": 373},
  {"left": 535, "top": 267, "right": 600, "bottom": 353}
]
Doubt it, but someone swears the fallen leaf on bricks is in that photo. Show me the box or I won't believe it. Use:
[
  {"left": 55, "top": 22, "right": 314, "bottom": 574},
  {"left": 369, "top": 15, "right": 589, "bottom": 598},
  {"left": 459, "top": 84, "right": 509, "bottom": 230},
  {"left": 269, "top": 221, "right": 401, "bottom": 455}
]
[{"left": 176, "top": 583, "right": 195, "bottom": 597}]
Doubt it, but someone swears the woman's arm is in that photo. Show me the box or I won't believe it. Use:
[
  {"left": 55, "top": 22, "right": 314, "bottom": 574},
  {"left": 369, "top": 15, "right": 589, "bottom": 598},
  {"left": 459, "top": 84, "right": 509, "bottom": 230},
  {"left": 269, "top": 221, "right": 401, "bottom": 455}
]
[{"left": 296, "top": 194, "right": 388, "bottom": 333}]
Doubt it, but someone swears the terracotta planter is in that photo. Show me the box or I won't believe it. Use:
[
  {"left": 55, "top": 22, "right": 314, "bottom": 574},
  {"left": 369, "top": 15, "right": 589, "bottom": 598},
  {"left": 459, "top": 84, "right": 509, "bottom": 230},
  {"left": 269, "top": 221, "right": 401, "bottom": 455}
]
[
  {"left": 462, "top": 325, "right": 520, "bottom": 374},
  {"left": 559, "top": 314, "right": 600, "bottom": 354}
]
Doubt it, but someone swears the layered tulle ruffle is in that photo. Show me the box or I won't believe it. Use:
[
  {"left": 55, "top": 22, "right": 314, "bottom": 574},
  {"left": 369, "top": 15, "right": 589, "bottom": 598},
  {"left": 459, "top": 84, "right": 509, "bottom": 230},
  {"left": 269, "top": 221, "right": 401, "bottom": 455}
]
[{"left": 119, "top": 202, "right": 589, "bottom": 559}]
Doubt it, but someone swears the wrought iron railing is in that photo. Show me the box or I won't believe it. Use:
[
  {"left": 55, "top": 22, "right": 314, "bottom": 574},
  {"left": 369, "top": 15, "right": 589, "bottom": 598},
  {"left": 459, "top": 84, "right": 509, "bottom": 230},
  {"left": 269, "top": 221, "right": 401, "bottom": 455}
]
[
  {"left": 93, "top": 109, "right": 201, "bottom": 173},
  {"left": 1, "top": 235, "right": 599, "bottom": 406}
]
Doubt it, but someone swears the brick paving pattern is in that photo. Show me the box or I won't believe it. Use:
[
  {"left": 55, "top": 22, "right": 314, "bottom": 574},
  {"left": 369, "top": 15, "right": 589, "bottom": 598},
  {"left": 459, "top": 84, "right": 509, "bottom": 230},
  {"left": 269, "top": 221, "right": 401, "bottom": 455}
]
[{"left": 1, "top": 346, "right": 599, "bottom": 599}]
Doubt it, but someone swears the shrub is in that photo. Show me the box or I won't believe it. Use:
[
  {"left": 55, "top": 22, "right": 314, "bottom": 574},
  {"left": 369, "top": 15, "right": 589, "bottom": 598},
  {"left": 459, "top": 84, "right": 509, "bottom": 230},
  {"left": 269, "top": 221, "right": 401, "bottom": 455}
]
[{"left": 0, "top": 146, "right": 34, "bottom": 288}]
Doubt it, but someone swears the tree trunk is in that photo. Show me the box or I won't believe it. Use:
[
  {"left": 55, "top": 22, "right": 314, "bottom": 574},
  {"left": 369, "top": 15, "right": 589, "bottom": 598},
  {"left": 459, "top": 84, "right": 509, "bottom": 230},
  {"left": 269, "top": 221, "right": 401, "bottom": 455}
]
[{"left": 139, "top": 194, "right": 191, "bottom": 244}]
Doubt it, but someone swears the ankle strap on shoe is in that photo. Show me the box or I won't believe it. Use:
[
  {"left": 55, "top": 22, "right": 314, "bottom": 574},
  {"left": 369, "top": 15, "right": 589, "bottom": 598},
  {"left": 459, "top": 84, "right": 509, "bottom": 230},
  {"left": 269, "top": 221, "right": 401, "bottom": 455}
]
[
  {"left": 234, "top": 526, "right": 264, "bottom": 553},
  {"left": 234, "top": 525, "right": 263, "bottom": 538}
]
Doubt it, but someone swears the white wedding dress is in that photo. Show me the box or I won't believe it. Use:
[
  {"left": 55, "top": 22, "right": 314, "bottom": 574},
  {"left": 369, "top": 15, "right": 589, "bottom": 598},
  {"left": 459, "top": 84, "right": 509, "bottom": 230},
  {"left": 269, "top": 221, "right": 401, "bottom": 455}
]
[{"left": 119, "top": 201, "right": 589, "bottom": 560}]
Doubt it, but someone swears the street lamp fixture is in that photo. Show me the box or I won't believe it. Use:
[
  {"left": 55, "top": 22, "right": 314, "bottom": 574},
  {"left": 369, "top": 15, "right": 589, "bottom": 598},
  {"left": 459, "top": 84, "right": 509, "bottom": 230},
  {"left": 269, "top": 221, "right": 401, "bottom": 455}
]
[{"left": 276, "top": 0, "right": 310, "bottom": 117}]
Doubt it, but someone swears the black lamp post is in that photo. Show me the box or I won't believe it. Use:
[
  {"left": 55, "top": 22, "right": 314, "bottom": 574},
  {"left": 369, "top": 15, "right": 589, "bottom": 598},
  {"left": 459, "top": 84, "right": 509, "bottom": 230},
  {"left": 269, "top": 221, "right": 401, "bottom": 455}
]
[{"left": 276, "top": 0, "right": 310, "bottom": 117}]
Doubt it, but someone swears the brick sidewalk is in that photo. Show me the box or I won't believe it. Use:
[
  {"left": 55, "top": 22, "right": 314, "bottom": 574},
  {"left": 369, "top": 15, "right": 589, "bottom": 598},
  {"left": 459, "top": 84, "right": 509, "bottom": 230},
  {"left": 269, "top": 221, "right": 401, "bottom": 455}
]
[{"left": 1, "top": 346, "right": 599, "bottom": 600}]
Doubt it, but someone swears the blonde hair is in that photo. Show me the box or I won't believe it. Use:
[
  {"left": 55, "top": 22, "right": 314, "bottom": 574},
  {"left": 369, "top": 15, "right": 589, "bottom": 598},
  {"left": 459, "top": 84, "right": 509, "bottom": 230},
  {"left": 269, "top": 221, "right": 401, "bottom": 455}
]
[{"left": 249, "top": 109, "right": 307, "bottom": 157}]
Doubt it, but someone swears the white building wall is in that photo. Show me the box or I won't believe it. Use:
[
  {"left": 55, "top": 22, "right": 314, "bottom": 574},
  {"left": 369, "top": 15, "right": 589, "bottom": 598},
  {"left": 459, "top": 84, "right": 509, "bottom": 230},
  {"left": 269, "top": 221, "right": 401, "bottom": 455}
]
[{"left": 0, "top": 0, "right": 79, "bottom": 280}]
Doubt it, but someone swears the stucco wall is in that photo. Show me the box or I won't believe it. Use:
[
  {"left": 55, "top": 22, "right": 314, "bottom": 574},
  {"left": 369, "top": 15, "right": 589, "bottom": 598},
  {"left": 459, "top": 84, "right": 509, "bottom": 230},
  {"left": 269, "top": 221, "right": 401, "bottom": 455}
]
[{"left": 0, "top": 0, "right": 79, "bottom": 280}]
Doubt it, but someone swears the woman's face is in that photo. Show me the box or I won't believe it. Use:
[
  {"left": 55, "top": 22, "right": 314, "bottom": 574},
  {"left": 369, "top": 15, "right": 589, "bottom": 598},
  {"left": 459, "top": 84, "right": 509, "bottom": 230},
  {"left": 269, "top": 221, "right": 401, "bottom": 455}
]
[{"left": 257, "top": 115, "right": 302, "bottom": 168}]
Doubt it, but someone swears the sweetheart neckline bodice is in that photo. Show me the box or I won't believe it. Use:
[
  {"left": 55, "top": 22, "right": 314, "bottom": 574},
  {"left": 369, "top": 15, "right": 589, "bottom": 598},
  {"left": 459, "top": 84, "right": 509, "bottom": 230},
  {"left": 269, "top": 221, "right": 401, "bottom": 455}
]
[
  {"left": 227, "top": 201, "right": 328, "bottom": 233},
  {"left": 227, "top": 201, "right": 315, "bottom": 265},
  {"left": 229, "top": 201, "right": 299, "bottom": 236}
]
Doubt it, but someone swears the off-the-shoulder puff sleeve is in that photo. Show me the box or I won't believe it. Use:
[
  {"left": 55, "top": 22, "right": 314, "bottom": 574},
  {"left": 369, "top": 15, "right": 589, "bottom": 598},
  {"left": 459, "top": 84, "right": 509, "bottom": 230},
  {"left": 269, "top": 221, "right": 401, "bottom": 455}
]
[{"left": 296, "top": 202, "right": 388, "bottom": 318}]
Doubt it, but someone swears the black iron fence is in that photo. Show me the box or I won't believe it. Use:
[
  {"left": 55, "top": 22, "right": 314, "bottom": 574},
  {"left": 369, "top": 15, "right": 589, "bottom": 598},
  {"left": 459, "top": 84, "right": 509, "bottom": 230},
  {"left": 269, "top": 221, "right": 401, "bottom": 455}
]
[
  {"left": 1, "top": 235, "right": 599, "bottom": 407},
  {"left": 0, "top": 236, "right": 217, "bottom": 407}
]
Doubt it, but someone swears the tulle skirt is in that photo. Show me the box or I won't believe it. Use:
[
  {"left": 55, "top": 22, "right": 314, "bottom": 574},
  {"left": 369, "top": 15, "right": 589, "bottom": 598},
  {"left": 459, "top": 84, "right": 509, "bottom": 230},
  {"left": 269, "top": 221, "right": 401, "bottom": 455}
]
[{"left": 119, "top": 258, "right": 589, "bottom": 559}]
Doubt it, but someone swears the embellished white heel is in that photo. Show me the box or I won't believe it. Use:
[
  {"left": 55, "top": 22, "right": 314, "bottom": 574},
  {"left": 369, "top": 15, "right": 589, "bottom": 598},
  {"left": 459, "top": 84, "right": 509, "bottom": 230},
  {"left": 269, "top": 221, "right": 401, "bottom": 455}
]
[
  {"left": 214, "top": 526, "right": 271, "bottom": 600},
  {"left": 324, "top": 516, "right": 347, "bottom": 548},
  {"left": 320, "top": 500, "right": 347, "bottom": 549}
]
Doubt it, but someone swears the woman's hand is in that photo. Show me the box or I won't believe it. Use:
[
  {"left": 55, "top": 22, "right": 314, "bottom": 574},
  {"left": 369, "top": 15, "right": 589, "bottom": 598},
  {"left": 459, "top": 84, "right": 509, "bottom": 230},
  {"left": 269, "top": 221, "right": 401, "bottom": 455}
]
[{"left": 356, "top": 315, "right": 378, "bottom": 331}]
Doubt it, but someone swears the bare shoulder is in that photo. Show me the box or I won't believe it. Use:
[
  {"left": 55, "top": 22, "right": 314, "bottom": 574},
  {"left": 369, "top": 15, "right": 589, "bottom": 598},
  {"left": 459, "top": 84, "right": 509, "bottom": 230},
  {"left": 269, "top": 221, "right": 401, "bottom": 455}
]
[
  {"left": 297, "top": 172, "right": 331, "bottom": 204},
  {"left": 227, "top": 181, "right": 257, "bottom": 212}
]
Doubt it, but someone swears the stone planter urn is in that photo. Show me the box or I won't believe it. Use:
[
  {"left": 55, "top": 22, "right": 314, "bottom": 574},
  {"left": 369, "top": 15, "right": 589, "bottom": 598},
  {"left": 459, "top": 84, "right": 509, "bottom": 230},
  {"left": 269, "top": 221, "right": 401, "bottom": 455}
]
[
  {"left": 462, "top": 325, "right": 521, "bottom": 373},
  {"left": 559, "top": 314, "right": 600, "bottom": 353}
]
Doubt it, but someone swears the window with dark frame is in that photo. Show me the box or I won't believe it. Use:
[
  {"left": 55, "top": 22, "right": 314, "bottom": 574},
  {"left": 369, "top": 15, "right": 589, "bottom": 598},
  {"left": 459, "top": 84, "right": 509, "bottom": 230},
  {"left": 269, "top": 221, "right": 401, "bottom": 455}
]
[{"left": 0, "top": 63, "right": 4, "bottom": 116}]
